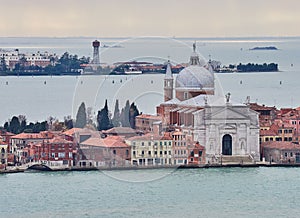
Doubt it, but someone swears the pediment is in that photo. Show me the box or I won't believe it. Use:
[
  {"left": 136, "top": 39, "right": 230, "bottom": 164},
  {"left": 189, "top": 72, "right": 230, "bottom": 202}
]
[{"left": 206, "top": 107, "right": 249, "bottom": 120}]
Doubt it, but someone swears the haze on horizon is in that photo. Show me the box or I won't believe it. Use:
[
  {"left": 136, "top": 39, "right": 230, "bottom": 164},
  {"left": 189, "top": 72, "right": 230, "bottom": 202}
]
[{"left": 0, "top": 0, "right": 299, "bottom": 38}]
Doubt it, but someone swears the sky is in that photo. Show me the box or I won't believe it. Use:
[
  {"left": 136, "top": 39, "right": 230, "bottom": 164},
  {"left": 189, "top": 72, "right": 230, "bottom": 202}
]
[{"left": 0, "top": 0, "right": 299, "bottom": 37}]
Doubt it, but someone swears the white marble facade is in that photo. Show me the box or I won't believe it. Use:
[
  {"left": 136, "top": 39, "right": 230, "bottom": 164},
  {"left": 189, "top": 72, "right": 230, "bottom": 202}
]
[{"left": 193, "top": 102, "right": 260, "bottom": 163}]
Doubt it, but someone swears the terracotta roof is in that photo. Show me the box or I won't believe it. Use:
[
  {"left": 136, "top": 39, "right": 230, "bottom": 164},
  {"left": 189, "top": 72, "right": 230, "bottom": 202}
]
[
  {"left": 172, "top": 131, "right": 184, "bottom": 136},
  {"left": 11, "top": 132, "right": 50, "bottom": 139},
  {"left": 126, "top": 133, "right": 172, "bottom": 141},
  {"left": 136, "top": 114, "right": 162, "bottom": 120},
  {"left": 249, "top": 103, "right": 276, "bottom": 111},
  {"left": 63, "top": 128, "right": 83, "bottom": 136},
  {"left": 102, "top": 127, "right": 137, "bottom": 135},
  {"left": 46, "top": 137, "right": 73, "bottom": 144},
  {"left": 262, "top": 141, "right": 300, "bottom": 150},
  {"left": 81, "top": 136, "right": 129, "bottom": 148}
]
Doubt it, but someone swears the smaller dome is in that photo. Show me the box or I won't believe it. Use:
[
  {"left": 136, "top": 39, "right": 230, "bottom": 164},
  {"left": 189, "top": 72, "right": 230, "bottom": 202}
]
[{"left": 175, "top": 65, "right": 214, "bottom": 90}]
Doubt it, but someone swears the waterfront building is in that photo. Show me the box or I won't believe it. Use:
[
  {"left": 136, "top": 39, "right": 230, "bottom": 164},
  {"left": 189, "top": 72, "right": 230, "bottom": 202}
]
[
  {"left": 125, "top": 133, "right": 173, "bottom": 166},
  {"left": 10, "top": 131, "right": 54, "bottom": 164},
  {"left": 188, "top": 141, "right": 206, "bottom": 165},
  {"left": 28, "top": 136, "right": 76, "bottom": 166},
  {"left": 156, "top": 43, "right": 260, "bottom": 163},
  {"left": 262, "top": 141, "right": 300, "bottom": 163},
  {"left": 79, "top": 135, "right": 130, "bottom": 167},
  {"left": 172, "top": 130, "right": 189, "bottom": 165},
  {"left": 0, "top": 49, "right": 52, "bottom": 70},
  {"left": 0, "top": 137, "right": 8, "bottom": 168}
]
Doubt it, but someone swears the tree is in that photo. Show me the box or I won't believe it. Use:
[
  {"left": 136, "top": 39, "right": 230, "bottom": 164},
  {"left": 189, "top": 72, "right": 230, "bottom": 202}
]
[
  {"left": 0, "top": 57, "right": 7, "bottom": 72},
  {"left": 9, "top": 116, "right": 21, "bottom": 134},
  {"left": 120, "top": 100, "right": 131, "bottom": 127},
  {"left": 64, "top": 115, "right": 74, "bottom": 129},
  {"left": 129, "top": 102, "right": 140, "bottom": 129},
  {"left": 75, "top": 102, "right": 87, "bottom": 128},
  {"left": 97, "top": 99, "right": 112, "bottom": 131},
  {"left": 112, "top": 99, "right": 121, "bottom": 127},
  {"left": 19, "top": 115, "right": 27, "bottom": 133}
]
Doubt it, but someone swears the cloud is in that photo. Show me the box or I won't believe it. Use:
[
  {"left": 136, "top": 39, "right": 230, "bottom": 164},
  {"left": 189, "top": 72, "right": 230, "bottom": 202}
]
[{"left": 0, "top": 0, "right": 299, "bottom": 37}]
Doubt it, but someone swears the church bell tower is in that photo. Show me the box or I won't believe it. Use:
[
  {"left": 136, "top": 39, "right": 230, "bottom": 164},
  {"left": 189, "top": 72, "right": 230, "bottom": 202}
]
[{"left": 164, "top": 60, "right": 173, "bottom": 102}]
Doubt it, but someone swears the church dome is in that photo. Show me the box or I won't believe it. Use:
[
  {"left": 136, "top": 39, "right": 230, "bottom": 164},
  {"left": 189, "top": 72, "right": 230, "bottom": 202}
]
[{"left": 175, "top": 65, "right": 214, "bottom": 90}]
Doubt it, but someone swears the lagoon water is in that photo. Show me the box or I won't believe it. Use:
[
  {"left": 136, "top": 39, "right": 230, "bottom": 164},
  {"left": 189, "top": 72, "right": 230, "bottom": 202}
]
[
  {"left": 1, "top": 167, "right": 300, "bottom": 218},
  {"left": 0, "top": 37, "right": 300, "bottom": 123},
  {"left": 1, "top": 37, "right": 300, "bottom": 217}
]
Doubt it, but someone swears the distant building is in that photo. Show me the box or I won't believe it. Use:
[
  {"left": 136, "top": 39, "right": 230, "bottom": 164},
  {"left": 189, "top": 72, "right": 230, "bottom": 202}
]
[
  {"left": 10, "top": 131, "right": 54, "bottom": 164},
  {"left": 125, "top": 133, "right": 173, "bottom": 166},
  {"left": 157, "top": 43, "right": 260, "bottom": 164},
  {"left": 188, "top": 142, "right": 206, "bottom": 165},
  {"left": 0, "top": 138, "right": 8, "bottom": 168},
  {"left": 262, "top": 141, "right": 300, "bottom": 163},
  {"left": 0, "top": 49, "right": 52, "bottom": 70},
  {"left": 79, "top": 135, "right": 130, "bottom": 167},
  {"left": 28, "top": 136, "right": 76, "bottom": 166},
  {"left": 135, "top": 114, "right": 162, "bottom": 133}
]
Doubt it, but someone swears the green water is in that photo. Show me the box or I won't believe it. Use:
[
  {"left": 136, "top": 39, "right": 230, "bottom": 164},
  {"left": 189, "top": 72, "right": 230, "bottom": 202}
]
[{"left": 1, "top": 167, "right": 300, "bottom": 218}]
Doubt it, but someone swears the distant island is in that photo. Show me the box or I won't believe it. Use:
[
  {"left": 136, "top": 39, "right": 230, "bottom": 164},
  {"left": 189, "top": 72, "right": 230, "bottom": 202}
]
[
  {"left": 213, "top": 62, "right": 279, "bottom": 73},
  {"left": 250, "top": 46, "right": 278, "bottom": 50}
]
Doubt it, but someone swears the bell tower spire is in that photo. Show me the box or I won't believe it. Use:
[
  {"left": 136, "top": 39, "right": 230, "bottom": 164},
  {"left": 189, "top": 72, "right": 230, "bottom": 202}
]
[{"left": 164, "top": 60, "right": 173, "bottom": 102}]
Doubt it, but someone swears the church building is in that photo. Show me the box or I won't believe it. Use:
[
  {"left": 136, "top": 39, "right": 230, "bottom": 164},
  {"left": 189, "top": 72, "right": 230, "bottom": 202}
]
[{"left": 157, "top": 43, "right": 260, "bottom": 163}]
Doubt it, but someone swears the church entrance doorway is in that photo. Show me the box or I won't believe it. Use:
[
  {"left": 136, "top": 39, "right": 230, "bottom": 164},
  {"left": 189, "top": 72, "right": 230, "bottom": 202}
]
[{"left": 222, "top": 134, "right": 232, "bottom": 155}]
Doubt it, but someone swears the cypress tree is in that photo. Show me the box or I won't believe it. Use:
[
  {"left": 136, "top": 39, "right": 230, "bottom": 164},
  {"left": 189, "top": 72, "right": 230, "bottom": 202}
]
[
  {"left": 75, "top": 102, "right": 87, "bottom": 128},
  {"left": 129, "top": 102, "right": 140, "bottom": 129},
  {"left": 112, "top": 99, "right": 120, "bottom": 127},
  {"left": 97, "top": 99, "right": 112, "bottom": 130},
  {"left": 120, "top": 100, "right": 131, "bottom": 127},
  {"left": 9, "top": 116, "right": 21, "bottom": 134}
]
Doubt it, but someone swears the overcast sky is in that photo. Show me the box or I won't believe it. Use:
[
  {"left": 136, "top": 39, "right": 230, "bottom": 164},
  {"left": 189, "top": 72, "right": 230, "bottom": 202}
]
[{"left": 0, "top": 0, "right": 299, "bottom": 37}]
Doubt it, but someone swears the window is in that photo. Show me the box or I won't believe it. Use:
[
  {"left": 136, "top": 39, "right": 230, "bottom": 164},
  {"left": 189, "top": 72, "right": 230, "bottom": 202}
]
[
  {"left": 155, "top": 151, "right": 157, "bottom": 155},
  {"left": 126, "top": 150, "right": 129, "bottom": 157},
  {"left": 278, "top": 130, "right": 282, "bottom": 134},
  {"left": 133, "top": 151, "right": 136, "bottom": 156},
  {"left": 284, "top": 130, "right": 288, "bottom": 134},
  {"left": 290, "top": 153, "right": 293, "bottom": 157},
  {"left": 289, "top": 137, "right": 293, "bottom": 141},
  {"left": 141, "top": 142, "right": 144, "bottom": 146},
  {"left": 191, "top": 151, "right": 194, "bottom": 156},
  {"left": 58, "top": 152, "right": 65, "bottom": 158},
  {"left": 164, "top": 142, "right": 167, "bottom": 146},
  {"left": 285, "top": 152, "right": 288, "bottom": 157},
  {"left": 184, "top": 92, "right": 188, "bottom": 100},
  {"left": 141, "top": 151, "right": 144, "bottom": 155},
  {"left": 164, "top": 151, "right": 167, "bottom": 155},
  {"left": 113, "top": 150, "right": 116, "bottom": 155},
  {"left": 199, "top": 151, "right": 203, "bottom": 156},
  {"left": 169, "top": 142, "right": 172, "bottom": 146},
  {"left": 148, "top": 142, "right": 151, "bottom": 146},
  {"left": 289, "top": 129, "right": 293, "bottom": 133},
  {"left": 148, "top": 151, "right": 151, "bottom": 155},
  {"left": 69, "top": 152, "right": 72, "bottom": 158},
  {"left": 160, "top": 151, "right": 163, "bottom": 156},
  {"left": 160, "top": 142, "right": 162, "bottom": 146},
  {"left": 169, "top": 151, "right": 171, "bottom": 155},
  {"left": 51, "top": 153, "right": 55, "bottom": 158}
]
